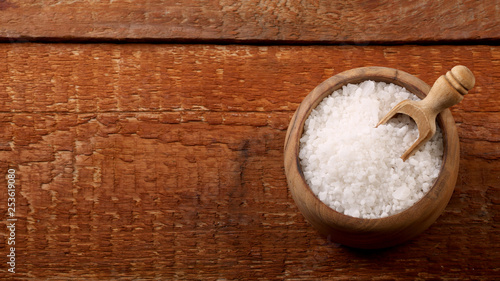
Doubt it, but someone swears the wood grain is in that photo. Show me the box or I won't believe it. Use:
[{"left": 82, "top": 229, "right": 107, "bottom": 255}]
[
  {"left": 0, "top": 44, "right": 498, "bottom": 279},
  {"left": 0, "top": 0, "right": 499, "bottom": 43}
]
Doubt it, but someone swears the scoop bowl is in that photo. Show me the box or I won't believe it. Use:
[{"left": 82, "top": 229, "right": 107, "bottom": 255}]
[{"left": 284, "top": 66, "right": 460, "bottom": 249}]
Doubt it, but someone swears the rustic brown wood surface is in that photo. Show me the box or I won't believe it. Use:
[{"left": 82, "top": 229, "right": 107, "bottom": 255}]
[
  {"left": 0, "top": 44, "right": 498, "bottom": 279},
  {"left": 1, "top": 0, "right": 499, "bottom": 43}
]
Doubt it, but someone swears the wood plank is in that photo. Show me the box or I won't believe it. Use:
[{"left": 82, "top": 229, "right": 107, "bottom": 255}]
[
  {"left": 0, "top": 44, "right": 498, "bottom": 279},
  {"left": 1, "top": 0, "right": 499, "bottom": 43},
  {"left": 1, "top": 44, "right": 499, "bottom": 113}
]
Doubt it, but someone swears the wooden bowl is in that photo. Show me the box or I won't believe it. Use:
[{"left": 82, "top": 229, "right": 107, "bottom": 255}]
[{"left": 284, "top": 66, "right": 459, "bottom": 249}]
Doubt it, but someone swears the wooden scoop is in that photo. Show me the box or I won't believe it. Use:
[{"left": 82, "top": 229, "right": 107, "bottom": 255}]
[{"left": 376, "top": 65, "right": 475, "bottom": 161}]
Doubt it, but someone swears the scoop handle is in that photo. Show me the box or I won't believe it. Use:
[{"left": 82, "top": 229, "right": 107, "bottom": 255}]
[{"left": 419, "top": 65, "right": 475, "bottom": 116}]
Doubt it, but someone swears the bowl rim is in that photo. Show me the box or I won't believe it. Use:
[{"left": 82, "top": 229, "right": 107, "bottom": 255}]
[{"left": 284, "top": 66, "right": 459, "bottom": 235}]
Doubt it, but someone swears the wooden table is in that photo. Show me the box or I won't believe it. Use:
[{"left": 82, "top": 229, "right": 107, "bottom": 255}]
[{"left": 0, "top": 1, "right": 499, "bottom": 279}]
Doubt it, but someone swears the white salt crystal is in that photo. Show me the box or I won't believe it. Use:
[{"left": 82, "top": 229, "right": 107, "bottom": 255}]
[
  {"left": 318, "top": 191, "right": 327, "bottom": 201},
  {"left": 361, "top": 80, "right": 375, "bottom": 96},
  {"left": 393, "top": 186, "right": 411, "bottom": 200},
  {"left": 368, "top": 175, "right": 376, "bottom": 183},
  {"left": 299, "top": 81, "right": 443, "bottom": 219}
]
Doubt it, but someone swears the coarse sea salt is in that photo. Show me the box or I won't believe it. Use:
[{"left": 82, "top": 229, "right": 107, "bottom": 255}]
[{"left": 299, "top": 81, "right": 443, "bottom": 219}]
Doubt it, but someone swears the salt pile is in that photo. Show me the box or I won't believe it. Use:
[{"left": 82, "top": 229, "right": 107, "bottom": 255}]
[{"left": 299, "top": 81, "right": 443, "bottom": 219}]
